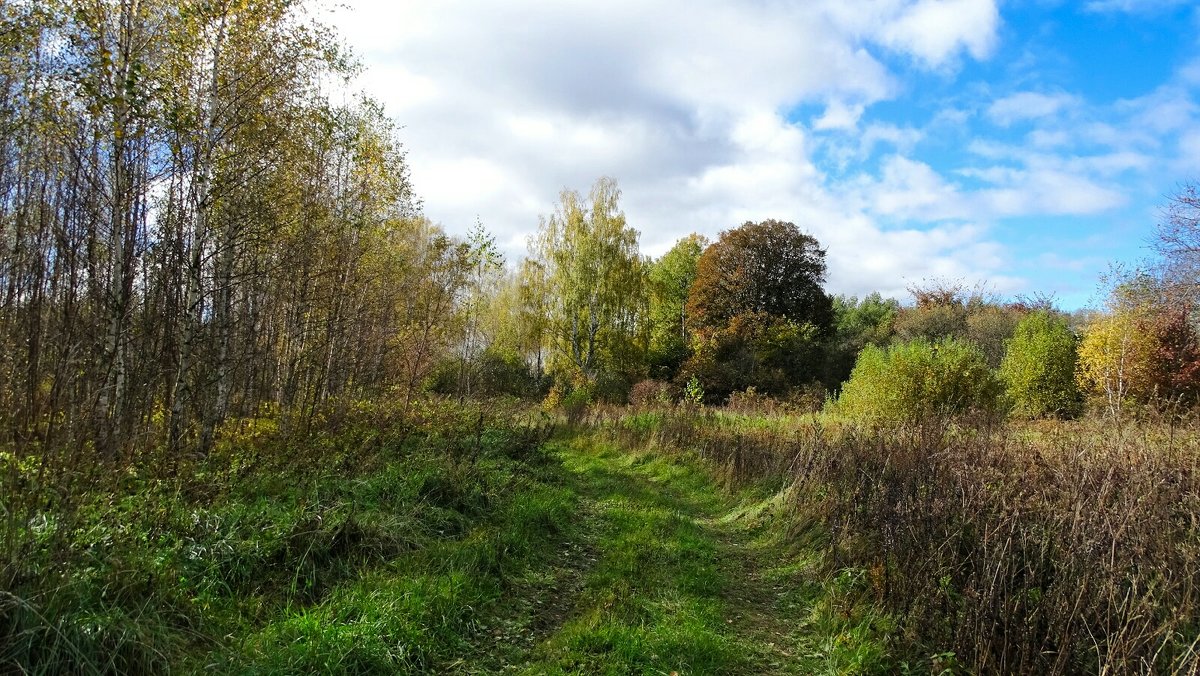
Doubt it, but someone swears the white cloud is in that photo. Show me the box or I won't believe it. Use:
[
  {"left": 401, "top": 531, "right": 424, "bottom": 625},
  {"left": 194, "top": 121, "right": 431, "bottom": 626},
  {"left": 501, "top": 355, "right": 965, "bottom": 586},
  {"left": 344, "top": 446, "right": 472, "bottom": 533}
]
[
  {"left": 878, "top": 0, "right": 1000, "bottom": 66},
  {"left": 988, "top": 92, "right": 1078, "bottom": 126},
  {"left": 329, "top": 0, "right": 1147, "bottom": 300},
  {"left": 326, "top": 0, "right": 1017, "bottom": 292},
  {"left": 814, "top": 100, "right": 866, "bottom": 131},
  {"left": 1085, "top": 0, "right": 1191, "bottom": 13}
]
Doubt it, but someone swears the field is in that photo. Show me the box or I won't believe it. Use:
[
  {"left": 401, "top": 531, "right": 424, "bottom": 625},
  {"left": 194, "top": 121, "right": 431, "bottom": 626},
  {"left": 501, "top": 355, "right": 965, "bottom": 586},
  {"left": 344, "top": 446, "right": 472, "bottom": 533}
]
[{"left": 2, "top": 398, "right": 1197, "bottom": 674}]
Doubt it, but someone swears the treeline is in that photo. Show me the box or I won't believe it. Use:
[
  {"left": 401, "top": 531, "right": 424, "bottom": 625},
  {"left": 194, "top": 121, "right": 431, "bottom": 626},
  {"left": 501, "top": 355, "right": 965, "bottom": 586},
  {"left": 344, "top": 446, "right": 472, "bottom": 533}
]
[
  {"left": 0, "top": 0, "right": 494, "bottom": 459},
  {"left": 444, "top": 176, "right": 1200, "bottom": 422},
  {"left": 4, "top": 0, "right": 1200, "bottom": 467}
]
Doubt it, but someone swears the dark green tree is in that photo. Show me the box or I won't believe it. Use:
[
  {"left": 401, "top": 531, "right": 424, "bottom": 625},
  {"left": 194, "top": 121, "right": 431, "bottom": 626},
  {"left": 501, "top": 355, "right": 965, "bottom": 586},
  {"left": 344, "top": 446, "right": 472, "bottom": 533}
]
[{"left": 825, "top": 293, "right": 900, "bottom": 388}]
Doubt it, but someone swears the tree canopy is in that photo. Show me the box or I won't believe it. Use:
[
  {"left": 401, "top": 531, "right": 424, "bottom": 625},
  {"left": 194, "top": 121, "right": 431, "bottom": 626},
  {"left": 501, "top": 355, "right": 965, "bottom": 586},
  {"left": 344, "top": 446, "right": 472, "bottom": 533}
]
[
  {"left": 530, "top": 177, "right": 647, "bottom": 385},
  {"left": 647, "top": 234, "right": 707, "bottom": 379},
  {"left": 686, "top": 220, "right": 833, "bottom": 337}
]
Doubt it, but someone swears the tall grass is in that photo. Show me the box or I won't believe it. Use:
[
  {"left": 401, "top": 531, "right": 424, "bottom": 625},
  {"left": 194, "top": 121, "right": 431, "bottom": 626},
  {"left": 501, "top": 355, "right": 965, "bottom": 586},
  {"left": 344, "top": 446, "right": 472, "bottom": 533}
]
[
  {"left": 0, "top": 397, "right": 562, "bottom": 673},
  {"left": 589, "top": 406, "right": 1200, "bottom": 673}
]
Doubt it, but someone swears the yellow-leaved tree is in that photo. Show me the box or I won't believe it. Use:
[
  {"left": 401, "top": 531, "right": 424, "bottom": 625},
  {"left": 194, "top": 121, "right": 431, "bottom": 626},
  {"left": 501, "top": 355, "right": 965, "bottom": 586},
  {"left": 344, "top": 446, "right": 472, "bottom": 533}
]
[{"left": 1076, "top": 296, "right": 1157, "bottom": 419}]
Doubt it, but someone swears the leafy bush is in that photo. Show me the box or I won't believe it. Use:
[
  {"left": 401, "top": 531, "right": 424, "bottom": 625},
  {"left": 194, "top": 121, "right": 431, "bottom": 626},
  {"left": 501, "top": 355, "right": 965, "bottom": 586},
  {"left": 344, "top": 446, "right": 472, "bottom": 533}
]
[
  {"left": 476, "top": 347, "right": 537, "bottom": 397},
  {"left": 423, "top": 347, "right": 536, "bottom": 398},
  {"left": 560, "top": 386, "right": 593, "bottom": 425},
  {"left": 726, "top": 386, "right": 783, "bottom": 415},
  {"left": 593, "top": 370, "right": 633, "bottom": 405},
  {"left": 682, "top": 376, "right": 705, "bottom": 408},
  {"left": 999, "top": 310, "right": 1082, "bottom": 418},
  {"left": 835, "top": 337, "right": 1004, "bottom": 426},
  {"left": 681, "top": 312, "right": 823, "bottom": 402}
]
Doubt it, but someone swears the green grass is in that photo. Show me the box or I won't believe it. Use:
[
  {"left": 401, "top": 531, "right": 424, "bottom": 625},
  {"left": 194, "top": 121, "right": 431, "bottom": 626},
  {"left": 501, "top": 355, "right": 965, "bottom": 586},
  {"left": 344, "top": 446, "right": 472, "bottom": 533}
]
[
  {"left": 2, "top": 406, "right": 894, "bottom": 674},
  {"left": 518, "top": 435, "right": 893, "bottom": 675}
]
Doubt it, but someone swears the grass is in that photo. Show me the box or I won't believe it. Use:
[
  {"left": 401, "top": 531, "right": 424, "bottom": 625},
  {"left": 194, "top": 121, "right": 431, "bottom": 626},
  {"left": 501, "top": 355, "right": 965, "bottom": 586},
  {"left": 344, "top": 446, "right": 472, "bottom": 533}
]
[
  {"left": 2, "top": 402, "right": 895, "bottom": 674},
  {"left": 519, "top": 434, "right": 893, "bottom": 675},
  {"left": 597, "top": 403, "right": 1200, "bottom": 674}
]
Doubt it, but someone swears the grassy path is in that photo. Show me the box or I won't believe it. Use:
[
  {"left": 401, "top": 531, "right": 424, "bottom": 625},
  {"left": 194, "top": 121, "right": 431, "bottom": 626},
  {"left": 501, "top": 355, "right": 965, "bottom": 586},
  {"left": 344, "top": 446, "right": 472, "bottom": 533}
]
[{"left": 479, "top": 433, "right": 890, "bottom": 675}]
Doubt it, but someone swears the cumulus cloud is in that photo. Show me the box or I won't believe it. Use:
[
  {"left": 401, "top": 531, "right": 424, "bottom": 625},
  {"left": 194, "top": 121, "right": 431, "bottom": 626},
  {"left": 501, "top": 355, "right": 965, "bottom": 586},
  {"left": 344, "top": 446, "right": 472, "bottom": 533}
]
[
  {"left": 877, "top": 0, "right": 1000, "bottom": 66},
  {"left": 327, "top": 0, "right": 1184, "bottom": 301},
  {"left": 326, "top": 0, "right": 1020, "bottom": 298}
]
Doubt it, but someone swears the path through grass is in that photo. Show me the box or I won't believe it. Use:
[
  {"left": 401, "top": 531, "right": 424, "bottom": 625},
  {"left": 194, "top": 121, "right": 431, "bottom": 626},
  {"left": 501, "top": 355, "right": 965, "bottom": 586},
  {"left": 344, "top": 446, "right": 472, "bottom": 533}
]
[{"left": 489, "top": 433, "right": 892, "bottom": 675}]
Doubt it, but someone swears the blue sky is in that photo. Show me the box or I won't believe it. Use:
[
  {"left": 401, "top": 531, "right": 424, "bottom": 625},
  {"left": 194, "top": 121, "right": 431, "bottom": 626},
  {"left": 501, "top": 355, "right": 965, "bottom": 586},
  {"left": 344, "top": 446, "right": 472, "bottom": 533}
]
[{"left": 331, "top": 0, "right": 1200, "bottom": 308}]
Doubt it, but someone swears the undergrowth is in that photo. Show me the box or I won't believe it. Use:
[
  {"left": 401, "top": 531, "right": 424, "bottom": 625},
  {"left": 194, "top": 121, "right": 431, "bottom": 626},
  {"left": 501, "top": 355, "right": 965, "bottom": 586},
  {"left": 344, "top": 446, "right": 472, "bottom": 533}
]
[
  {"left": 590, "top": 404, "right": 1200, "bottom": 674},
  {"left": 0, "top": 399, "right": 567, "bottom": 674}
]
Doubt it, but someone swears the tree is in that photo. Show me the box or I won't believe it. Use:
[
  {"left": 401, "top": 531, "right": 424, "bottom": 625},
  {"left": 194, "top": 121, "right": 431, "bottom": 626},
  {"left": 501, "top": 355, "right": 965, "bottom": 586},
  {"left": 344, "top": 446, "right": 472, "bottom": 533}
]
[
  {"left": 999, "top": 311, "right": 1082, "bottom": 418},
  {"left": 647, "top": 233, "right": 707, "bottom": 379},
  {"left": 686, "top": 220, "right": 833, "bottom": 336},
  {"left": 826, "top": 293, "right": 900, "bottom": 388},
  {"left": 1145, "top": 306, "right": 1200, "bottom": 405},
  {"left": 0, "top": 0, "right": 449, "bottom": 459},
  {"left": 531, "top": 177, "right": 647, "bottom": 386},
  {"left": 1156, "top": 183, "right": 1200, "bottom": 303},
  {"left": 894, "top": 280, "right": 1023, "bottom": 368},
  {"left": 1076, "top": 276, "right": 1162, "bottom": 418},
  {"left": 681, "top": 220, "right": 832, "bottom": 398}
]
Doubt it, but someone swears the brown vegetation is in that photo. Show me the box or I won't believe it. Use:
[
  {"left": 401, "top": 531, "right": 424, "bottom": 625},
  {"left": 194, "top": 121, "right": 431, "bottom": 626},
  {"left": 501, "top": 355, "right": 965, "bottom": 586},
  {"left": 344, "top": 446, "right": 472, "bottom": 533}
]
[{"left": 592, "top": 407, "right": 1200, "bottom": 673}]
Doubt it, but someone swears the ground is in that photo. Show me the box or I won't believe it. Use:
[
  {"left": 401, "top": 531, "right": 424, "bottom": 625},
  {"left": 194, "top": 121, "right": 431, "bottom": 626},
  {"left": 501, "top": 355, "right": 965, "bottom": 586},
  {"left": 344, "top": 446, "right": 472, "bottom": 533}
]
[{"left": 459, "top": 433, "right": 889, "bottom": 675}]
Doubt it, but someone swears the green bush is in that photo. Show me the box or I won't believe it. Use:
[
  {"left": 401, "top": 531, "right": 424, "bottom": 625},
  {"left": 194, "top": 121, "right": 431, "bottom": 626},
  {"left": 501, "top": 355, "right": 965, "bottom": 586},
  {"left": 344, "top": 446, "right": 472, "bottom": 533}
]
[
  {"left": 999, "top": 310, "right": 1082, "bottom": 418},
  {"left": 424, "top": 347, "right": 537, "bottom": 398},
  {"left": 835, "top": 337, "right": 1004, "bottom": 426},
  {"left": 560, "top": 386, "right": 593, "bottom": 425}
]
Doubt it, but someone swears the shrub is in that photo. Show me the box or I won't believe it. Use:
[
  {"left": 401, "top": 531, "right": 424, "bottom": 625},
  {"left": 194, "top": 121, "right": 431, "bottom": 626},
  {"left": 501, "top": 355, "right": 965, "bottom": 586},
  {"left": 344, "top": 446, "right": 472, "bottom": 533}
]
[
  {"left": 476, "top": 347, "right": 536, "bottom": 397},
  {"left": 681, "top": 312, "right": 823, "bottom": 402},
  {"left": 629, "top": 379, "right": 674, "bottom": 408},
  {"left": 999, "top": 311, "right": 1082, "bottom": 418},
  {"left": 593, "top": 370, "right": 633, "bottom": 405},
  {"left": 835, "top": 337, "right": 1003, "bottom": 426},
  {"left": 560, "top": 386, "right": 593, "bottom": 425},
  {"left": 422, "top": 348, "right": 536, "bottom": 398},
  {"left": 682, "top": 376, "right": 705, "bottom": 408},
  {"left": 726, "top": 386, "right": 782, "bottom": 415}
]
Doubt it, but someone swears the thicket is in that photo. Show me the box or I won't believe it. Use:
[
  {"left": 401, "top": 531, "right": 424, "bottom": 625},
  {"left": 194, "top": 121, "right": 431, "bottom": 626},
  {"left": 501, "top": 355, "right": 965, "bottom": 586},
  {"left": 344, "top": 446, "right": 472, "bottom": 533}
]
[
  {"left": 835, "top": 337, "right": 1004, "bottom": 427},
  {"left": 1000, "top": 310, "right": 1082, "bottom": 418},
  {"left": 0, "top": 0, "right": 490, "bottom": 462}
]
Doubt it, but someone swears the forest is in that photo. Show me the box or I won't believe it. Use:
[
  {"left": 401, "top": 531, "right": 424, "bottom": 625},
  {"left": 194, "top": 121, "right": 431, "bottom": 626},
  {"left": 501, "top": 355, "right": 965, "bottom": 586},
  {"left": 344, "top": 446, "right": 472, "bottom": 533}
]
[{"left": 1, "top": 1, "right": 1198, "bottom": 674}]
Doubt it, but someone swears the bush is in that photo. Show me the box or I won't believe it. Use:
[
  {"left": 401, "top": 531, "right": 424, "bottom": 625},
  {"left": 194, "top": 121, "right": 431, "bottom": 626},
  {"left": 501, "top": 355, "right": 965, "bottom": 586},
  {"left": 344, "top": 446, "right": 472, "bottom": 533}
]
[
  {"left": 999, "top": 311, "right": 1081, "bottom": 418},
  {"left": 681, "top": 312, "right": 823, "bottom": 403},
  {"left": 593, "top": 370, "right": 633, "bottom": 405},
  {"left": 422, "top": 348, "right": 536, "bottom": 399},
  {"left": 629, "top": 379, "right": 675, "bottom": 408},
  {"left": 559, "top": 386, "right": 593, "bottom": 425},
  {"left": 476, "top": 347, "right": 536, "bottom": 397},
  {"left": 835, "top": 337, "right": 1004, "bottom": 426},
  {"left": 726, "top": 386, "right": 782, "bottom": 415}
]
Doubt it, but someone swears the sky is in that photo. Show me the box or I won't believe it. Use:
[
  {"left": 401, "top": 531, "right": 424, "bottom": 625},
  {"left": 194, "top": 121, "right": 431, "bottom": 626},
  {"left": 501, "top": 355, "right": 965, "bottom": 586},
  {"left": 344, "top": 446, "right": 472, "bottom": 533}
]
[{"left": 326, "top": 0, "right": 1200, "bottom": 308}]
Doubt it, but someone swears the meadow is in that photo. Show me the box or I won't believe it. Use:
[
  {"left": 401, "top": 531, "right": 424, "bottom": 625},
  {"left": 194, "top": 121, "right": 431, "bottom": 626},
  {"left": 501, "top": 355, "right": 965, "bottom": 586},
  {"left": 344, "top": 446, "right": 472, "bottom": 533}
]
[
  {"left": 4, "top": 3, "right": 1199, "bottom": 673},
  {"left": 3, "top": 395, "right": 1197, "bottom": 674}
]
